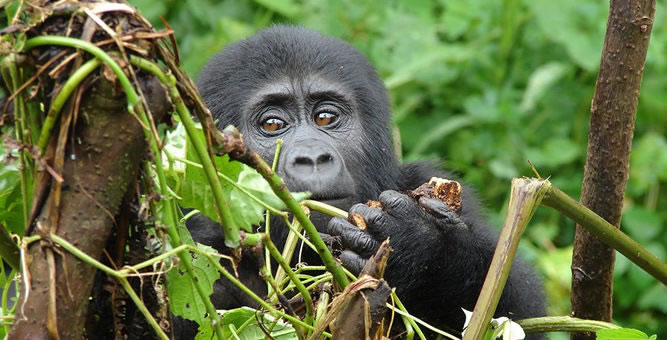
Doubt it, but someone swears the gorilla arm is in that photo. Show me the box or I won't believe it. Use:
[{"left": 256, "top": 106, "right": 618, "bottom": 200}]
[{"left": 321, "top": 162, "right": 545, "bottom": 332}]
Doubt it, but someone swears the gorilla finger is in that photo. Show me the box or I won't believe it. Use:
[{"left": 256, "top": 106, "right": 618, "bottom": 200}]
[
  {"left": 418, "top": 197, "right": 468, "bottom": 231},
  {"left": 323, "top": 217, "right": 356, "bottom": 236},
  {"left": 326, "top": 218, "right": 379, "bottom": 255},
  {"left": 349, "top": 203, "right": 386, "bottom": 229},
  {"left": 342, "top": 229, "right": 380, "bottom": 256},
  {"left": 339, "top": 250, "right": 368, "bottom": 276},
  {"left": 417, "top": 197, "right": 453, "bottom": 219},
  {"left": 378, "top": 190, "right": 419, "bottom": 215}
]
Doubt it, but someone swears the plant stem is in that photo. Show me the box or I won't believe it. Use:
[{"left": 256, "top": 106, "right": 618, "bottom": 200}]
[
  {"left": 390, "top": 293, "right": 427, "bottom": 340},
  {"left": 517, "top": 316, "right": 619, "bottom": 334},
  {"left": 464, "top": 178, "right": 550, "bottom": 340},
  {"left": 543, "top": 185, "right": 667, "bottom": 284},
  {"left": 1, "top": 54, "right": 32, "bottom": 233},
  {"left": 265, "top": 138, "right": 283, "bottom": 293},
  {"left": 23, "top": 36, "right": 139, "bottom": 105},
  {"left": 129, "top": 55, "right": 239, "bottom": 248},
  {"left": 36, "top": 58, "right": 100, "bottom": 152},
  {"left": 263, "top": 234, "right": 314, "bottom": 321},
  {"left": 49, "top": 235, "right": 168, "bottom": 339},
  {"left": 273, "top": 216, "right": 303, "bottom": 292},
  {"left": 302, "top": 200, "right": 347, "bottom": 218}
]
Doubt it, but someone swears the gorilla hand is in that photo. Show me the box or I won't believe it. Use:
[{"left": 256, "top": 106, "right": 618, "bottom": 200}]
[{"left": 322, "top": 190, "right": 468, "bottom": 277}]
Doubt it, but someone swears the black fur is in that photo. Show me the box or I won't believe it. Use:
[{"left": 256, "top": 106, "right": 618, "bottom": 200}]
[{"left": 180, "top": 25, "right": 545, "bottom": 339}]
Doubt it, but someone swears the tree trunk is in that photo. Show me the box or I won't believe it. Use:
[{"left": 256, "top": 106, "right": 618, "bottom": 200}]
[
  {"left": 6, "top": 3, "right": 170, "bottom": 336},
  {"left": 570, "top": 1, "right": 656, "bottom": 339},
  {"left": 8, "top": 73, "right": 167, "bottom": 339}
]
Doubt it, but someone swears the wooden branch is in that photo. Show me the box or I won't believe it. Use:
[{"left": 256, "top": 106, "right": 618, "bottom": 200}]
[{"left": 571, "top": 1, "right": 656, "bottom": 339}]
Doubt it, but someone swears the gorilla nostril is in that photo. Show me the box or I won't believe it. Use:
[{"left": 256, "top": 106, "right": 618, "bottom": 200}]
[
  {"left": 294, "top": 156, "right": 314, "bottom": 165},
  {"left": 317, "top": 154, "right": 333, "bottom": 165}
]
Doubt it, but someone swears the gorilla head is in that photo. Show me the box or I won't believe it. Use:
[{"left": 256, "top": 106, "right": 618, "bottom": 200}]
[{"left": 197, "top": 26, "right": 398, "bottom": 210}]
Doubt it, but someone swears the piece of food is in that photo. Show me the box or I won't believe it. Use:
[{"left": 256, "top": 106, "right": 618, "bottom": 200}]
[{"left": 409, "top": 177, "right": 463, "bottom": 213}]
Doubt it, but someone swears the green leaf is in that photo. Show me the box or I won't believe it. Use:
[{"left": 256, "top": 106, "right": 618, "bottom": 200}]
[
  {"left": 629, "top": 133, "right": 667, "bottom": 194},
  {"left": 622, "top": 207, "right": 662, "bottom": 242},
  {"left": 0, "top": 142, "right": 26, "bottom": 235},
  {"left": 596, "top": 328, "right": 652, "bottom": 340},
  {"left": 167, "top": 242, "right": 221, "bottom": 323},
  {"left": 519, "top": 63, "right": 568, "bottom": 112},
  {"left": 253, "top": 0, "right": 300, "bottom": 18},
  {"left": 177, "top": 123, "right": 308, "bottom": 233},
  {"left": 215, "top": 307, "right": 298, "bottom": 339},
  {"left": 528, "top": 0, "right": 608, "bottom": 71},
  {"left": 525, "top": 138, "right": 580, "bottom": 168}
]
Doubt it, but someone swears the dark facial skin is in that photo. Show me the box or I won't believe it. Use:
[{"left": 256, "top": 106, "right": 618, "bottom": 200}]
[{"left": 180, "top": 25, "right": 546, "bottom": 339}]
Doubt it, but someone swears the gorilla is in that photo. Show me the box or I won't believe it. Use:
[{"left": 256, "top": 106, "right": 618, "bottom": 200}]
[{"left": 184, "top": 25, "right": 545, "bottom": 338}]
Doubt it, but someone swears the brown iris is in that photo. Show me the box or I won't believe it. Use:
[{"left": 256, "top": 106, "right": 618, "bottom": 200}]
[
  {"left": 315, "top": 112, "right": 337, "bottom": 126},
  {"left": 262, "top": 118, "right": 286, "bottom": 132}
]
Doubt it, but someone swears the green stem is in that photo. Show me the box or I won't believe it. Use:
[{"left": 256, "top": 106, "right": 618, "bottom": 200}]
[
  {"left": 129, "top": 55, "right": 239, "bottom": 248},
  {"left": 49, "top": 235, "right": 168, "bottom": 339},
  {"left": 118, "top": 277, "right": 169, "bottom": 340},
  {"left": 391, "top": 293, "right": 427, "bottom": 340},
  {"left": 23, "top": 36, "right": 139, "bottom": 105},
  {"left": 302, "top": 200, "right": 347, "bottom": 218},
  {"left": 517, "top": 316, "right": 620, "bottom": 334},
  {"left": 273, "top": 217, "right": 302, "bottom": 292},
  {"left": 263, "top": 234, "right": 313, "bottom": 321},
  {"left": 36, "top": 58, "right": 101, "bottom": 151},
  {"left": 265, "top": 138, "right": 283, "bottom": 293},
  {"left": 117, "top": 245, "right": 190, "bottom": 274},
  {"left": 192, "top": 245, "right": 330, "bottom": 337},
  {"left": 543, "top": 184, "right": 667, "bottom": 284},
  {"left": 1, "top": 54, "right": 31, "bottom": 233}
]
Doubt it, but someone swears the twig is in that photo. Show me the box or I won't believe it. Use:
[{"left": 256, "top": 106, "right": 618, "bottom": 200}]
[{"left": 517, "top": 316, "right": 619, "bottom": 334}]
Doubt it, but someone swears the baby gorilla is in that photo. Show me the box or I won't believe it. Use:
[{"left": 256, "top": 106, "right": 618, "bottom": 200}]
[{"left": 184, "top": 25, "right": 545, "bottom": 338}]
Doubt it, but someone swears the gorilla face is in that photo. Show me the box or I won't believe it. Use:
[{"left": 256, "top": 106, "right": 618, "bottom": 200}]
[
  {"left": 241, "top": 74, "right": 358, "bottom": 210},
  {"left": 197, "top": 26, "right": 400, "bottom": 210}
]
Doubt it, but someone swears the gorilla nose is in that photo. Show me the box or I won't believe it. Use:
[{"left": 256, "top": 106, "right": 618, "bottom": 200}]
[
  {"left": 293, "top": 154, "right": 334, "bottom": 173},
  {"left": 282, "top": 142, "right": 344, "bottom": 192}
]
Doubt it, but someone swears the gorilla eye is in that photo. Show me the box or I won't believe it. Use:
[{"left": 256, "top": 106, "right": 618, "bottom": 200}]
[
  {"left": 314, "top": 112, "right": 338, "bottom": 127},
  {"left": 262, "top": 118, "right": 286, "bottom": 132}
]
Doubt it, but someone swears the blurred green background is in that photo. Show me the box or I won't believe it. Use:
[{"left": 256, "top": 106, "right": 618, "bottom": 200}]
[{"left": 128, "top": 0, "right": 666, "bottom": 337}]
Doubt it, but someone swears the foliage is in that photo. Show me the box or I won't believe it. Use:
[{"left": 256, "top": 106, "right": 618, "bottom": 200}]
[
  {"left": 596, "top": 328, "right": 657, "bottom": 340},
  {"left": 127, "top": 0, "right": 667, "bottom": 336},
  {"left": 0, "top": 0, "right": 663, "bottom": 338}
]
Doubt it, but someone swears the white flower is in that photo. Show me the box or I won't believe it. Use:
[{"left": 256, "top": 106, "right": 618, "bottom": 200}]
[{"left": 461, "top": 308, "right": 526, "bottom": 340}]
